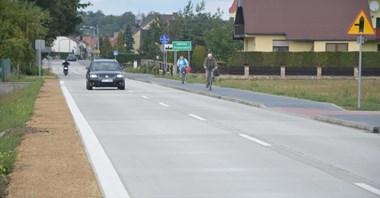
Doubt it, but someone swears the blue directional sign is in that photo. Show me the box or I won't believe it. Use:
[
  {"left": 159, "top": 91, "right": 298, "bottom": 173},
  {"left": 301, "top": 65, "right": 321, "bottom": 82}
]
[{"left": 160, "top": 34, "right": 170, "bottom": 44}]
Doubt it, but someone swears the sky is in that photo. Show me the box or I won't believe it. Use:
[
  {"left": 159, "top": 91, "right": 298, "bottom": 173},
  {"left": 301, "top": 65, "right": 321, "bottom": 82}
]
[{"left": 80, "top": 0, "right": 233, "bottom": 20}]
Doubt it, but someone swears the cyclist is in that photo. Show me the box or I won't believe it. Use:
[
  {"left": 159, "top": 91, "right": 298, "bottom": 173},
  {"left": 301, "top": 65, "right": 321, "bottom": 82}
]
[
  {"left": 177, "top": 55, "right": 189, "bottom": 84},
  {"left": 203, "top": 53, "right": 218, "bottom": 88}
]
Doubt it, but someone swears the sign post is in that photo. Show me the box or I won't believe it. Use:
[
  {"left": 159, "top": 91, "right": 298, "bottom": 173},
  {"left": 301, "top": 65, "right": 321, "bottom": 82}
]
[
  {"left": 160, "top": 35, "right": 170, "bottom": 75},
  {"left": 347, "top": 10, "right": 375, "bottom": 109},
  {"left": 35, "top": 40, "right": 45, "bottom": 77}
]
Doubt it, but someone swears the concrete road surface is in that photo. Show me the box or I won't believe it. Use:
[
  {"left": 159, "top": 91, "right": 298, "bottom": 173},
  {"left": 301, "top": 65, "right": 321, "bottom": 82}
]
[{"left": 52, "top": 60, "right": 380, "bottom": 198}]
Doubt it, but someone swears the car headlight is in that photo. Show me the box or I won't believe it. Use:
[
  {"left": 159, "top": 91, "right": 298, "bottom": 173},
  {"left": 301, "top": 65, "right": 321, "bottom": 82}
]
[
  {"left": 90, "top": 74, "right": 98, "bottom": 79},
  {"left": 116, "top": 74, "right": 124, "bottom": 78}
]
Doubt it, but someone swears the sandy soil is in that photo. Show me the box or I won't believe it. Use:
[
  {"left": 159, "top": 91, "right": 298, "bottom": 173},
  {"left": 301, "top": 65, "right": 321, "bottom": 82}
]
[{"left": 6, "top": 78, "right": 102, "bottom": 197}]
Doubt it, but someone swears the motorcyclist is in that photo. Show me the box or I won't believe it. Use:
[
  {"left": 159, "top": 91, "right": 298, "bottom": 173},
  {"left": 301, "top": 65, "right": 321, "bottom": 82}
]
[
  {"left": 62, "top": 59, "right": 70, "bottom": 75},
  {"left": 62, "top": 59, "right": 70, "bottom": 67}
]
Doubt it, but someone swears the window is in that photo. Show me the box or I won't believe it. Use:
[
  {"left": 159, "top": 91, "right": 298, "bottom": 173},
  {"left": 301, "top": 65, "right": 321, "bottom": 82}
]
[
  {"left": 326, "top": 43, "right": 348, "bottom": 52},
  {"left": 273, "top": 40, "right": 289, "bottom": 52}
]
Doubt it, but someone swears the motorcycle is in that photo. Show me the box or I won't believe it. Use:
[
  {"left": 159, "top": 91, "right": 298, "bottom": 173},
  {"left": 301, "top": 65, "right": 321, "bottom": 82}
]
[
  {"left": 63, "top": 65, "right": 69, "bottom": 76},
  {"left": 62, "top": 61, "right": 69, "bottom": 76}
]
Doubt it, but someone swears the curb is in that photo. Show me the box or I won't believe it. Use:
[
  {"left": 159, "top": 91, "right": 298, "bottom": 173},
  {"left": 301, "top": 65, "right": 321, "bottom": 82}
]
[
  {"left": 312, "top": 115, "right": 380, "bottom": 134},
  {"left": 127, "top": 76, "right": 379, "bottom": 134}
]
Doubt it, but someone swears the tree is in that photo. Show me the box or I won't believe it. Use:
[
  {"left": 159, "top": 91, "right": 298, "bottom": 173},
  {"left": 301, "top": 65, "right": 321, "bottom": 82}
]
[
  {"left": 115, "top": 31, "right": 125, "bottom": 51},
  {"left": 124, "top": 24, "right": 135, "bottom": 53},
  {"left": 204, "top": 19, "right": 243, "bottom": 62},
  {"left": 192, "top": 45, "right": 207, "bottom": 71},
  {"left": 101, "top": 35, "right": 113, "bottom": 59},
  {"left": 0, "top": 0, "right": 49, "bottom": 76},
  {"left": 24, "top": 0, "right": 90, "bottom": 43},
  {"left": 139, "top": 16, "right": 167, "bottom": 59}
]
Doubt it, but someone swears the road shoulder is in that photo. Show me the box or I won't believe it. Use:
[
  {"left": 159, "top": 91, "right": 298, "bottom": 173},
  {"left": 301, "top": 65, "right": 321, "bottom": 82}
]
[{"left": 6, "top": 78, "right": 102, "bottom": 197}]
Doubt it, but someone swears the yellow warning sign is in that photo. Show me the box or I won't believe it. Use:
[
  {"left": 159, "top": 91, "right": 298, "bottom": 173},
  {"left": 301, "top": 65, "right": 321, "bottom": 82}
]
[{"left": 347, "top": 10, "right": 375, "bottom": 35}]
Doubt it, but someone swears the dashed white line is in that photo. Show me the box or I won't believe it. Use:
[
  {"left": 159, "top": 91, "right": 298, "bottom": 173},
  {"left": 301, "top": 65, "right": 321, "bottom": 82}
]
[
  {"left": 188, "top": 114, "right": 206, "bottom": 121},
  {"left": 159, "top": 103, "right": 170, "bottom": 107},
  {"left": 141, "top": 95, "right": 149, "bottom": 99},
  {"left": 128, "top": 90, "right": 134, "bottom": 93},
  {"left": 239, "top": 134, "right": 272, "bottom": 147},
  {"left": 355, "top": 183, "right": 380, "bottom": 196}
]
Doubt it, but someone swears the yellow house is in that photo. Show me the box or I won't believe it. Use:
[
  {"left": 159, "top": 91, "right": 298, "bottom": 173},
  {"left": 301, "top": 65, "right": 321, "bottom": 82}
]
[
  {"left": 133, "top": 12, "right": 177, "bottom": 52},
  {"left": 233, "top": 0, "right": 380, "bottom": 52}
]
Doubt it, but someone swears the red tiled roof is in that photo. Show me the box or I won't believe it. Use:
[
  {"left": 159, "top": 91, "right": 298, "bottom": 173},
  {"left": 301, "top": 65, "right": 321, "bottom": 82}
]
[
  {"left": 229, "top": 0, "right": 238, "bottom": 13},
  {"left": 240, "top": 0, "right": 376, "bottom": 40}
]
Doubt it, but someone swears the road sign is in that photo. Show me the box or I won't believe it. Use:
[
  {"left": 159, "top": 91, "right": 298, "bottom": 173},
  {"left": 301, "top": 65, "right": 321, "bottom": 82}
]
[
  {"left": 113, "top": 51, "right": 118, "bottom": 56},
  {"left": 172, "top": 41, "right": 192, "bottom": 51},
  {"left": 160, "top": 34, "right": 170, "bottom": 44},
  {"left": 347, "top": 10, "right": 375, "bottom": 35},
  {"left": 35, "top": 40, "right": 45, "bottom": 50},
  {"left": 164, "top": 44, "right": 173, "bottom": 51}
]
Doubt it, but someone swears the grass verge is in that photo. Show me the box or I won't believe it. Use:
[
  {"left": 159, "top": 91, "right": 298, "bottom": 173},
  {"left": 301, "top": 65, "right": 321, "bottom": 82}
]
[
  {"left": 0, "top": 76, "right": 44, "bottom": 195},
  {"left": 157, "top": 74, "right": 380, "bottom": 111}
]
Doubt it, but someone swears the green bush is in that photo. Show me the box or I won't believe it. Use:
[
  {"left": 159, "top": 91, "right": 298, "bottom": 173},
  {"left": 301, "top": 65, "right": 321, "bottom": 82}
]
[
  {"left": 192, "top": 45, "right": 207, "bottom": 71},
  {"left": 116, "top": 54, "right": 141, "bottom": 65},
  {"left": 362, "top": 52, "right": 380, "bottom": 67}
]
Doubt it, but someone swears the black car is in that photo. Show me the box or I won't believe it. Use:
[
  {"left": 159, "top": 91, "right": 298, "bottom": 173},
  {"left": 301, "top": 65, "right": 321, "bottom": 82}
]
[
  {"left": 67, "top": 54, "right": 77, "bottom": 61},
  {"left": 86, "top": 59, "right": 125, "bottom": 90}
]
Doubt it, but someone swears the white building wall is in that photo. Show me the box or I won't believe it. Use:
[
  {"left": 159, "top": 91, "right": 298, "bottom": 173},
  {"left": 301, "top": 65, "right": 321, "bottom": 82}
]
[{"left": 52, "top": 36, "right": 79, "bottom": 54}]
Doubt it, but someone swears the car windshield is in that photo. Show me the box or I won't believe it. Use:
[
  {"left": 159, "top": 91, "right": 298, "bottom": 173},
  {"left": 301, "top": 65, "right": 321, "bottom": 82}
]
[{"left": 91, "top": 62, "right": 120, "bottom": 71}]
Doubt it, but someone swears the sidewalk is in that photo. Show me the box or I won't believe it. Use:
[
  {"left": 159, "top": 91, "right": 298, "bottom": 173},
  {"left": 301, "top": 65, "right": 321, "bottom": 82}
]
[{"left": 125, "top": 73, "right": 380, "bottom": 133}]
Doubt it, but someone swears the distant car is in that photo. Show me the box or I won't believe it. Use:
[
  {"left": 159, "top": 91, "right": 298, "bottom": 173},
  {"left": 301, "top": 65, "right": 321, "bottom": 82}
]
[
  {"left": 86, "top": 59, "right": 125, "bottom": 90},
  {"left": 67, "top": 54, "right": 77, "bottom": 61}
]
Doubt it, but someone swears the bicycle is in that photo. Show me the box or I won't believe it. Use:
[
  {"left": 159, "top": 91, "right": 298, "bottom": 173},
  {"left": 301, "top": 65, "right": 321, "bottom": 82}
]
[
  {"left": 208, "top": 67, "right": 219, "bottom": 91},
  {"left": 180, "top": 69, "right": 186, "bottom": 84}
]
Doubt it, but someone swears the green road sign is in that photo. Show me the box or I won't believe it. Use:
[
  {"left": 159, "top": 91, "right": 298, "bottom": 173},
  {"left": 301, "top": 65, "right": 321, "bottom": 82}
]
[{"left": 172, "top": 41, "right": 192, "bottom": 51}]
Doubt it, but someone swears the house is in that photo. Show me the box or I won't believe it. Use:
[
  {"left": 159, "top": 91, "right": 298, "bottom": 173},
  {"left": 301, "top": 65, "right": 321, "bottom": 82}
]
[
  {"left": 133, "top": 12, "right": 177, "bottom": 52},
  {"left": 52, "top": 36, "right": 80, "bottom": 54},
  {"left": 229, "top": 0, "right": 238, "bottom": 19},
  {"left": 233, "top": 0, "right": 380, "bottom": 52}
]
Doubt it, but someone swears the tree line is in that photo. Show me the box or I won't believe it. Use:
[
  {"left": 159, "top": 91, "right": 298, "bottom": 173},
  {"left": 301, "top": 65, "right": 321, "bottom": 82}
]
[
  {"left": 82, "top": 1, "right": 243, "bottom": 65},
  {"left": 0, "top": 0, "right": 88, "bottom": 75},
  {"left": 137, "top": 1, "right": 243, "bottom": 68}
]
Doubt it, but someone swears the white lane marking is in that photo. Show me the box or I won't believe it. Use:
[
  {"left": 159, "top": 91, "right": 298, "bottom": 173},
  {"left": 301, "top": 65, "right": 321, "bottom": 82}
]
[
  {"left": 159, "top": 103, "right": 170, "bottom": 107},
  {"left": 355, "top": 183, "right": 380, "bottom": 196},
  {"left": 60, "top": 81, "right": 130, "bottom": 198},
  {"left": 128, "top": 90, "right": 134, "bottom": 93},
  {"left": 188, "top": 114, "right": 206, "bottom": 121},
  {"left": 239, "top": 134, "right": 272, "bottom": 147},
  {"left": 141, "top": 95, "right": 149, "bottom": 99}
]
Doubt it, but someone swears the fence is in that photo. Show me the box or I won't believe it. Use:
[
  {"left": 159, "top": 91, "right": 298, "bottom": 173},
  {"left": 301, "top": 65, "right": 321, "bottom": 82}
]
[
  {"left": 0, "top": 59, "right": 11, "bottom": 82},
  {"left": 226, "top": 65, "right": 380, "bottom": 79},
  {"left": 140, "top": 59, "right": 174, "bottom": 74}
]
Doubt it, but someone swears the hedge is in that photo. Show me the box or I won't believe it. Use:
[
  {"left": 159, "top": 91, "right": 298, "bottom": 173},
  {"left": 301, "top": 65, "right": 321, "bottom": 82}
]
[
  {"left": 115, "top": 54, "right": 141, "bottom": 65},
  {"left": 228, "top": 52, "right": 379, "bottom": 68}
]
